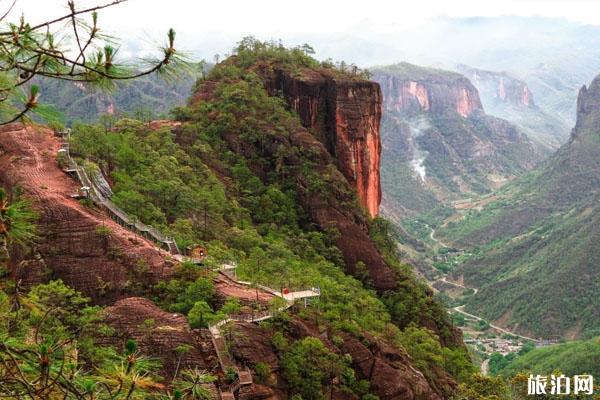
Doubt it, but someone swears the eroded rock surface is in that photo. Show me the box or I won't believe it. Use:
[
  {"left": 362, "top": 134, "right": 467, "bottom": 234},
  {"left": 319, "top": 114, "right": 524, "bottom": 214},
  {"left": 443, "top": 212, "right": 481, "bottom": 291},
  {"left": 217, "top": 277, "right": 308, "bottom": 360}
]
[
  {"left": 100, "top": 297, "right": 219, "bottom": 377},
  {"left": 264, "top": 68, "right": 382, "bottom": 217},
  {"left": 0, "top": 124, "right": 175, "bottom": 303},
  {"left": 374, "top": 69, "right": 482, "bottom": 118}
]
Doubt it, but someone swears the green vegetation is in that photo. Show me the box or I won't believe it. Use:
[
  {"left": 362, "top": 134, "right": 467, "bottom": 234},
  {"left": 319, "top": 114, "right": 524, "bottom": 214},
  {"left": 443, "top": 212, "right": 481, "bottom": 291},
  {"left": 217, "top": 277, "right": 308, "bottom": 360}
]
[
  {"left": 431, "top": 78, "right": 600, "bottom": 338},
  {"left": 439, "top": 141, "right": 600, "bottom": 338},
  {"left": 280, "top": 337, "right": 353, "bottom": 399},
  {"left": 491, "top": 338, "right": 600, "bottom": 379},
  {"left": 372, "top": 62, "right": 465, "bottom": 82},
  {"left": 232, "top": 36, "right": 371, "bottom": 79},
  {"left": 0, "top": 188, "right": 38, "bottom": 265},
  {"left": 397, "top": 326, "right": 474, "bottom": 382},
  {"left": 0, "top": 279, "right": 216, "bottom": 398}
]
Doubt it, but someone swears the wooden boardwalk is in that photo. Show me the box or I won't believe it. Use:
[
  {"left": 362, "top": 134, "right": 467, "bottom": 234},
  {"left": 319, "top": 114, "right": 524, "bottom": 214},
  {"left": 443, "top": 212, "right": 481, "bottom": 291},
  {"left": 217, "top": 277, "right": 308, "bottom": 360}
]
[{"left": 207, "top": 268, "right": 322, "bottom": 398}]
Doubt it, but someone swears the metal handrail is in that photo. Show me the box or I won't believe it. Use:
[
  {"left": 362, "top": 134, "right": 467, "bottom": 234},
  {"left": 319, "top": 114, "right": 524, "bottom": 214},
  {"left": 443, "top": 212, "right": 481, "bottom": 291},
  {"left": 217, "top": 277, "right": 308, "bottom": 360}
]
[{"left": 63, "top": 147, "right": 180, "bottom": 255}]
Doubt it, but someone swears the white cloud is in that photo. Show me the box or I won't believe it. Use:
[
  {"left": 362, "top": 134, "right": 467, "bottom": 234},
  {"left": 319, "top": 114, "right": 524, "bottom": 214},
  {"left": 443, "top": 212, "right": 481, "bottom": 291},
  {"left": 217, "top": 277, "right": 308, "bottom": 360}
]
[{"left": 5, "top": 0, "right": 600, "bottom": 62}]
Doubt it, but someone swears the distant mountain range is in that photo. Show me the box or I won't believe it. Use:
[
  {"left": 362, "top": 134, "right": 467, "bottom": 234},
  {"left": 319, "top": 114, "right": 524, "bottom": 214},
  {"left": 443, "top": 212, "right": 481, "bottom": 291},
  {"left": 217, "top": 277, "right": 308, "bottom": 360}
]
[
  {"left": 456, "top": 64, "right": 570, "bottom": 154},
  {"left": 281, "top": 17, "right": 600, "bottom": 131},
  {"left": 34, "top": 65, "right": 206, "bottom": 124}
]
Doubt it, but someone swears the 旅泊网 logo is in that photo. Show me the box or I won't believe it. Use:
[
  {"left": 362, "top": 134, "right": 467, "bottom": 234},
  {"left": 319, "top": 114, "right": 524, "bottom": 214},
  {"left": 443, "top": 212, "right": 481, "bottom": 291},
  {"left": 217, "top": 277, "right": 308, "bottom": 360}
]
[{"left": 528, "top": 374, "right": 594, "bottom": 395}]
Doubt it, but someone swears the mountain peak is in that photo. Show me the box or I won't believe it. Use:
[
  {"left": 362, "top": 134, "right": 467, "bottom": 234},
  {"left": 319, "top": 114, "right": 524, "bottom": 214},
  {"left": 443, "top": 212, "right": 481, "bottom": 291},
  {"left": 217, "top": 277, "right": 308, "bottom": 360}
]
[{"left": 574, "top": 74, "right": 600, "bottom": 137}]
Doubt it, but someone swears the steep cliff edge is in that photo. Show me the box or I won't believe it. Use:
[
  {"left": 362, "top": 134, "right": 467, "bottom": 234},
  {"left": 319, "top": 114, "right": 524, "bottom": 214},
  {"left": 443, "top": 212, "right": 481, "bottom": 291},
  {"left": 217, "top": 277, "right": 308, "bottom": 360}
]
[
  {"left": 262, "top": 67, "right": 382, "bottom": 217},
  {"left": 457, "top": 64, "right": 570, "bottom": 152},
  {"left": 439, "top": 73, "right": 600, "bottom": 339},
  {"left": 374, "top": 63, "right": 483, "bottom": 117},
  {"left": 194, "top": 78, "right": 396, "bottom": 292},
  {"left": 371, "top": 62, "right": 543, "bottom": 219}
]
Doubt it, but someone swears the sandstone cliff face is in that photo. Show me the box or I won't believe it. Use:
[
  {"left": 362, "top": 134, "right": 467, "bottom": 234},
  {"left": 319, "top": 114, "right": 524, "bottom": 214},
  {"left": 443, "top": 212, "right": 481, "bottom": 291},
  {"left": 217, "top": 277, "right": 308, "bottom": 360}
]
[
  {"left": 373, "top": 71, "right": 483, "bottom": 118},
  {"left": 0, "top": 124, "right": 175, "bottom": 304},
  {"left": 458, "top": 65, "right": 534, "bottom": 108},
  {"left": 263, "top": 68, "right": 382, "bottom": 217}
]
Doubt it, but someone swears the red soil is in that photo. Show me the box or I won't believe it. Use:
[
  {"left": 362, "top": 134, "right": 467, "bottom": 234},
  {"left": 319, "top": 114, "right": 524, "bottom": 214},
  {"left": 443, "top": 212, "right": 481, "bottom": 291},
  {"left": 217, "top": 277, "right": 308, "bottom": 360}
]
[
  {"left": 0, "top": 123, "right": 175, "bottom": 302},
  {"left": 214, "top": 273, "right": 275, "bottom": 306}
]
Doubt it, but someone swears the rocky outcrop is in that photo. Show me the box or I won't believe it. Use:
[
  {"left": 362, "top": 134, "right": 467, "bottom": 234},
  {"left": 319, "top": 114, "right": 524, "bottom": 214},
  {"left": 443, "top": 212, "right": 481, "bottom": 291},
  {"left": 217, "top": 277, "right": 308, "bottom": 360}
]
[
  {"left": 457, "top": 65, "right": 534, "bottom": 108},
  {"left": 0, "top": 124, "right": 175, "bottom": 304},
  {"left": 230, "top": 318, "right": 451, "bottom": 400},
  {"left": 99, "top": 297, "right": 219, "bottom": 377},
  {"left": 194, "top": 80, "right": 397, "bottom": 292},
  {"left": 230, "top": 322, "right": 279, "bottom": 370},
  {"left": 574, "top": 74, "right": 600, "bottom": 136},
  {"left": 263, "top": 68, "right": 382, "bottom": 217},
  {"left": 339, "top": 333, "right": 450, "bottom": 400},
  {"left": 373, "top": 63, "right": 483, "bottom": 118}
]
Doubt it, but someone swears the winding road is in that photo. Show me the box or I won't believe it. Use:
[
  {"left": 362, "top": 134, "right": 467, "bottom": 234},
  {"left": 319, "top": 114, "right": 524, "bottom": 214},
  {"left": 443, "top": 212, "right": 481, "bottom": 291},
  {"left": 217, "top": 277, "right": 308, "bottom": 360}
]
[
  {"left": 423, "top": 221, "right": 537, "bottom": 346},
  {"left": 424, "top": 218, "right": 538, "bottom": 374},
  {"left": 453, "top": 305, "right": 537, "bottom": 342},
  {"left": 438, "top": 276, "right": 479, "bottom": 295},
  {"left": 425, "top": 223, "right": 449, "bottom": 248}
]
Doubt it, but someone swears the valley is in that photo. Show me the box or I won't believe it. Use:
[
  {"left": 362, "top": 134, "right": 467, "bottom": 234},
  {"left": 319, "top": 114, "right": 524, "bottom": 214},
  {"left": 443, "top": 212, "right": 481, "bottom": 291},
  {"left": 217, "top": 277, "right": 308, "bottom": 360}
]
[
  {"left": 376, "top": 59, "right": 600, "bottom": 348},
  {"left": 401, "top": 194, "right": 567, "bottom": 375}
]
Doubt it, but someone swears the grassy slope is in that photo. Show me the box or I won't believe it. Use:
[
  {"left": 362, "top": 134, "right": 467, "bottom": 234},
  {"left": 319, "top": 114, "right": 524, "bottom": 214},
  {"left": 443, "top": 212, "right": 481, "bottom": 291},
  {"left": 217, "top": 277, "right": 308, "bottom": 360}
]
[{"left": 439, "top": 113, "right": 600, "bottom": 338}]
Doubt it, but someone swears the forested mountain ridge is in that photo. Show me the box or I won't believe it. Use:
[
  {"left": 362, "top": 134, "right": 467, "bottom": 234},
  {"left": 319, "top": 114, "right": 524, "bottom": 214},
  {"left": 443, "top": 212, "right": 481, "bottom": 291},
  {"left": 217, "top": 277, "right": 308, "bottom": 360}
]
[
  {"left": 439, "top": 73, "right": 600, "bottom": 339},
  {"left": 0, "top": 41, "right": 483, "bottom": 399},
  {"left": 33, "top": 65, "right": 205, "bottom": 124}
]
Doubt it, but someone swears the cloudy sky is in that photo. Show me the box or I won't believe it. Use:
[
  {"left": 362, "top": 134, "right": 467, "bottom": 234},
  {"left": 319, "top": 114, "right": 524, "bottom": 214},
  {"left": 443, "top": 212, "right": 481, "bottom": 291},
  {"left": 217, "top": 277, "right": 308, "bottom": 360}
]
[{"left": 5, "top": 0, "right": 600, "bottom": 63}]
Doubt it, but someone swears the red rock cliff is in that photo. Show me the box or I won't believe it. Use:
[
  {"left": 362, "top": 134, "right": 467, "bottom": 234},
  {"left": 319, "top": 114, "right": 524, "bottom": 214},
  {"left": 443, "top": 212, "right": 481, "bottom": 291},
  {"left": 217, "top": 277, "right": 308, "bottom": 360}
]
[
  {"left": 373, "top": 69, "right": 483, "bottom": 118},
  {"left": 264, "top": 69, "right": 382, "bottom": 217},
  {"left": 457, "top": 65, "right": 535, "bottom": 108}
]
